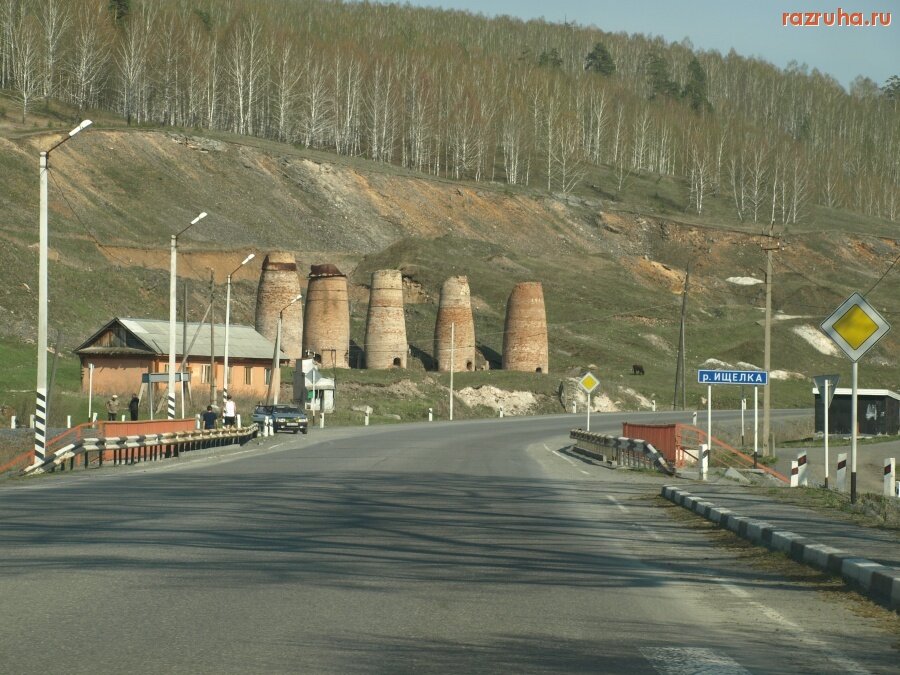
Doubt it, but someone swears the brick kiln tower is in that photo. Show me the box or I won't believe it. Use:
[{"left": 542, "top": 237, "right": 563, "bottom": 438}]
[
  {"left": 303, "top": 264, "right": 350, "bottom": 368},
  {"left": 364, "top": 270, "right": 408, "bottom": 369},
  {"left": 502, "top": 282, "right": 549, "bottom": 373},
  {"left": 255, "top": 252, "right": 303, "bottom": 359},
  {"left": 434, "top": 276, "right": 476, "bottom": 372}
]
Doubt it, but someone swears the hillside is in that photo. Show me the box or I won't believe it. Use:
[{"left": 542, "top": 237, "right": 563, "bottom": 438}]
[{"left": 0, "top": 105, "right": 897, "bottom": 429}]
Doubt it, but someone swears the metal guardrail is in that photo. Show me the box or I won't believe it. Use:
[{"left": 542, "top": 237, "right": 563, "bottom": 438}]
[
  {"left": 24, "top": 424, "right": 259, "bottom": 475},
  {"left": 569, "top": 429, "right": 675, "bottom": 475}
]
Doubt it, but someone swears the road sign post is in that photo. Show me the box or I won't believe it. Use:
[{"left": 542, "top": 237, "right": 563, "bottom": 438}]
[
  {"left": 813, "top": 374, "right": 839, "bottom": 489},
  {"left": 578, "top": 372, "right": 600, "bottom": 432},
  {"left": 820, "top": 293, "right": 890, "bottom": 504},
  {"left": 697, "top": 370, "right": 769, "bottom": 480}
]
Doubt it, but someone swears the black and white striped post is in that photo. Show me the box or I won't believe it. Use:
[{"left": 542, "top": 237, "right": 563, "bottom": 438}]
[
  {"left": 885, "top": 458, "right": 896, "bottom": 498},
  {"left": 32, "top": 120, "right": 92, "bottom": 468}
]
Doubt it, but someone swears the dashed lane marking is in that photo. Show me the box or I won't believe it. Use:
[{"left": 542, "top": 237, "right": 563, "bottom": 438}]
[{"left": 607, "top": 495, "right": 629, "bottom": 513}]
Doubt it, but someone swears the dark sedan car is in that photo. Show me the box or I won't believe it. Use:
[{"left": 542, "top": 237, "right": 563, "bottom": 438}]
[{"left": 251, "top": 404, "right": 309, "bottom": 434}]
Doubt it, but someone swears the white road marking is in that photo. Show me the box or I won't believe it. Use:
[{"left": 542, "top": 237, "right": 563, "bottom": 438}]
[
  {"left": 607, "top": 495, "right": 629, "bottom": 513},
  {"left": 642, "top": 647, "right": 751, "bottom": 675},
  {"left": 638, "top": 525, "right": 662, "bottom": 542},
  {"left": 545, "top": 445, "right": 589, "bottom": 474}
]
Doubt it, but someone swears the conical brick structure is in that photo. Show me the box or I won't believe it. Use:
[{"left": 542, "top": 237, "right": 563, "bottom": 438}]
[
  {"left": 365, "top": 270, "right": 407, "bottom": 369},
  {"left": 502, "top": 282, "right": 549, "bottom": 373},
  {"left": 434, "top": 276, "right": 476, "bottom": 372},
  {"left": 255, "top": 252, "right": 303, "bottom": 359},
  {"left": 303, "top": 264, "right": 350, "bottom": 368}
]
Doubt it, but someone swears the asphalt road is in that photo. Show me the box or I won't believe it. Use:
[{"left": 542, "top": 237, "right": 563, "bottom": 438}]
[{"left": 1, "top": 410, "right": 895, "bottom": 674}]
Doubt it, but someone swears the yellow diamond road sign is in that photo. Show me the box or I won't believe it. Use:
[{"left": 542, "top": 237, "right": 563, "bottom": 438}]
[
  {"left": 579, "top": 372, "right": 600, "bottom": 394},
  {"left": 820, "top": 292, "right": 890, "bottom": 362}
]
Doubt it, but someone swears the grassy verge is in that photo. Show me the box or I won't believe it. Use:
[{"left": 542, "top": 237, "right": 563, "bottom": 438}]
[{"left": 763, "top": 486, "right": 900, "bottom": 531}]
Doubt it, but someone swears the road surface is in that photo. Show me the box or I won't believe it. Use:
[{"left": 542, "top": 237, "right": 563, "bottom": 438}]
[{"left": 1, "top": 410, "right": 895, "bottom": 673}]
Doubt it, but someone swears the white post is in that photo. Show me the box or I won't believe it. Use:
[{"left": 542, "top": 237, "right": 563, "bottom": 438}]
[
  {"left": 586, "top": 392, "right": 591, "bottom": 432},
  {"left": 88, "top": 363, "right": 94, "bottom": 423},
  {"left": 753, "top": 387, "right": 759, "bottom": 461},
  {"left": 121, "top": 414, "right": 125, "bottom": 422},
  {"left": 572, "top": 401, "right": 576, "bottom": 414},
  {"left": 195, "top": 414, "right": 201, "bottom": 430},
  {"left": 30, "top": 414, "right": 35, "bottom": 428},
  {"left": 180, "top": 375, "right": 185, "bottom": 420},
  {"left": 364, "top": 411, "right": 370, "bottom": 426},
  {"left": 91, "top": 412, "right": 98, "bottom": 423},
  {"left": 692, "top": 411, "right": 697, "bottom": 426},
  {"left": 651, "top": 399, "right": 656, "bottom": 412},
  {"left": 66, "top": 415, "right": 71, "bottom": 429},
  {"left": 428, "top": 407, "right": 433, "bottom": 422},
  {"left": 224, "top": 273, "right": 232, "bottom": 403},
  {"left": 236, "top": 413, "right": 241, "bottom": 428},
  {"left": 823, "top": 379, "right": 830, "bottom": 489},
  {"left": 10, "top": 416, "right": 16, "bottom": 429},
  {"left": 272, "top": 314, "right": 283, "bottom": 405},
  {"left": 263, "top": 416, "right": 270, "bottom": 437},
  {"left": 35, "top": 151, "right": 49, "bottom": 465},
  {"left": 851, "top": 361, "right": 858, "bottom": 503},
  {"left": 319, "top": 414, "right": 325, "bottom": 429},
  {"left": 700, "top": 443, "right": 709, "bottom": 481},
  {"left": 449, "top": 322, "right": 455, "bottom": 421},
  {"left": 837, "top": 452, "right": 848, "bottom": 492},
  {"left": 740, "top": 396, "right": 746, "bottom": 448},
  {"left": 796, "top": 451, "right": 808, "bottom": 486},
  {"left": 790, "top": 460, "right": 799, "bottom": 488},
  {"left": 884, "top": 458, "right": 896, "bottom": 497},
  {"left": 706, "top": 384, "right": 712, "bottom": 455},
  {"left": 168, "top": 233, "right": 178, "bottom": 419}
]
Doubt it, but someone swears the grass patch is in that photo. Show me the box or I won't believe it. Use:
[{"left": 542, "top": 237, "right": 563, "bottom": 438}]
[{"left": 764, "top": 486, "right": 900, "bottom": 531}]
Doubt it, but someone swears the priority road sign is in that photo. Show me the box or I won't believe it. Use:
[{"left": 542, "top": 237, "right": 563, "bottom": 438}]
[
  {"left": 820, "top": 292, "right": 890, "bottom": 362},
  {"left": 697, "top": 370, "right": 768, "bottom": 385},
  {"left": 579, "top": 372, "right": 600, "bottom": 393}
]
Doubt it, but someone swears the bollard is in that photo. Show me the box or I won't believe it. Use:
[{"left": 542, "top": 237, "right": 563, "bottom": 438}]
[
  {"left": 572, "top": 401, "right": 577, "bottom": 414},
  {"left": 499, "top": 406, "right": 504, "bottom": 418},
  {"left": 30, "top": 414, "right": 35, "bottom": 428},
  {"left": 236, "top": 414, "right": 242, "bottom": 428},
  {"left": 91, "top": 412, "right": 98, "bottom": 423},
  {"left": 700, "top": 443, "right": 709, "bottom": 481},
  {"left": 268, "top": 418, "right": 274, "bottom": 436},
  {"left": 319, "top": 414, "right": 325, "bottom": 429},
  {"left": 651, "top": 400, "right": 656, "bottom": 412},
  {"left": 885, "top": 458, "right": 896, "bottom": 498},
  {"left": 692, "top": 412, "right": 697, "bottom": 426},
  {"left": 790, "top": 460, "right": 799, "bottom": 488},
  {"left": 836, "top": 452, "right": 848, "bottom": 492},
  {"left": 195, "top": 414, "right": 201, "bottom": 430},
  {"left": 428, "top": 408, "right": 433, "bottom": 422},
  {"left": 66, "top": 415, "right": 72, "bottom": 429},
  {"left": 263, "top": 416, "right": 270, "bottom": 437},
  {"left": 796, "top": 451, "right": 808, "bottom": 486},
  {"left": 365, "top": 411, "right": 370, "bottom": 426},
  {"left": 10, "top": 416, "right": 16, "bottom": 429}
]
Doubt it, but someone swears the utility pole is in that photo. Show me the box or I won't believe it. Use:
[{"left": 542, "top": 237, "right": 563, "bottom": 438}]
[
  {"left": 761, "top": 226, "right": 781, "bottom": 456},
  {"left": 209, "top": 270, "right": 216, "bottom": 406},
  {"left": 673, "top": 264, "right": 690, "bottom": 411},
  {"left": 182, "top": 280, "right": 188, "bottom": 412}
]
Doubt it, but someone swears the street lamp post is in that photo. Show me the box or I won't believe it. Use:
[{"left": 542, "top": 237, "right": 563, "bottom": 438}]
[
  {"left": 223, "top": 253, "right": 255, "bottom": 406},
  {"left": 33, "top": 120, "right": 92, "bottom": 467},
  {"left": 271, "top": 294, "right": 302, "bottom": 406},
  {"left": 168, "top": 212, "right": 207, "bottom": 419}
]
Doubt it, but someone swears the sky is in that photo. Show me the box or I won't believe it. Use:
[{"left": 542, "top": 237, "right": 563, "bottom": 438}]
[{"left": 383, "top": 0, "right": 899, "bottom": 89}]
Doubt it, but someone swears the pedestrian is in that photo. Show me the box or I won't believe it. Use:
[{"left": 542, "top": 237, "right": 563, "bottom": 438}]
[
  {"left": 106, "top": 394, "right": 120, "bottom": 421},
  {"left": 201, "top": 405, "right": 218, "bottom": 430},
  {"left": 223, "top": 395, "right": 236, "bottom": 427},
  {"left": 128, "top": 393, "right": 139, "bottom": 421}
]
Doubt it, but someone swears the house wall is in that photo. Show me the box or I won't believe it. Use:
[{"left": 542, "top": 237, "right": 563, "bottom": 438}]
[{"left": 79, "top": 356, "right": 277, "bottom": 400}]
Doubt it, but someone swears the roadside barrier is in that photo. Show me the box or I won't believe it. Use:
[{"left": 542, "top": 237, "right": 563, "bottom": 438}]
[
  {"left": 797, "top": 451, "right": 808, "bottom": 486},
  {"left": 570, "top": 429, "right": 674, "bottom": 475},
  {"left": 23, "top": 424, "right": 259, "bottom": 475},
  {"left": 790, "top": 460, "right": 799, "bottom": 487}
]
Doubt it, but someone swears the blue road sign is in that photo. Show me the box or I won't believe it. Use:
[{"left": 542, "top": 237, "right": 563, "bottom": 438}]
[{"left": 697, "top": 370, "right": 768, "bottom": 386}]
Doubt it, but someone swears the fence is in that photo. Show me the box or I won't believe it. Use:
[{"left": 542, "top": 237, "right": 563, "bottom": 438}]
[
  {"left": 24, "top": 424, "right": 259, "bottom": 475},
  {"left": 570, "top": 429, "right": 674, "bottom": 475}
]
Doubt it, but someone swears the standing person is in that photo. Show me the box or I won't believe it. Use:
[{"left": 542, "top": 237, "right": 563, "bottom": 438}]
[
  {"left": 128, "top": 393, "right": 140, "bottom": 421},
  {"left": 106, "top": 394, "right": 120, "bottom": 421},
  {"left": 223, "top": 395, "right": 236, "bottom": 428},
  {"left": 201, "top": 405, "right": 218, "bottom": 430}
]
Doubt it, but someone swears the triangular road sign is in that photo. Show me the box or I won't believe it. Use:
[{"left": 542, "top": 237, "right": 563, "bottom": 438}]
[{"left": 812, "top": 374, "right": 840, "bottom": 409}]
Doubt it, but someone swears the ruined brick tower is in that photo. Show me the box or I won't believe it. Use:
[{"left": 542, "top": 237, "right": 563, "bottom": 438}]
[
  {"left": 254, "top": 252, "right": 303, "bottom": 358},
  {"left": 502, "top": 282, "right": 548, "bottom": 373},
  {"left": 434, "top": 276, "right": 476, "bottom": 372},
  {"left": 364, "top": 270, "right": 407, "bottom": 369},
  {"left": 303, "top": 264, "right": 350, "bottom": 368}
]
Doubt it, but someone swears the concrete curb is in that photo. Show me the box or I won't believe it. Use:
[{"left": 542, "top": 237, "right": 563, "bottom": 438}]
[{"left": 660, "top": 485, "right": 900, "bottom": 611}]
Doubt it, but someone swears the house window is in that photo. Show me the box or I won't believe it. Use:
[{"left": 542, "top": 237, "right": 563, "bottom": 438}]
[
  {"left": 244, "top": 366, "right": 252, "bottom": 385},
  {"left": 264, "top": 368, "right": 271, "bottom": 385},
  {"left": 200, "top": 364, "right": 211, "bottom": 384}
]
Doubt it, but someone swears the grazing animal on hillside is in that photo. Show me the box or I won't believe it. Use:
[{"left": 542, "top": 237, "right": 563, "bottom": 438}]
[{"left": 632, "top": 364, "right": 645, "bottom": 376}]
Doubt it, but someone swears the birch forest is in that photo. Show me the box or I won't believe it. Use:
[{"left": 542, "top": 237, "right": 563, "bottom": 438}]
[{"left": 2, "top": 0, "right": 898, "bottom": 223}]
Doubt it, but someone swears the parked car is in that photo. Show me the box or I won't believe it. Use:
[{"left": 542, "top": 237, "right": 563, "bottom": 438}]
[{"left": 251, "top": 404, "right": 309, "bottom": 434}]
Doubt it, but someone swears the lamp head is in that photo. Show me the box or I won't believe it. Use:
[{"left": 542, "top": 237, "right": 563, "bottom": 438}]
[{"left": 69, "top": 120, "right": 92, "bottom": 137}]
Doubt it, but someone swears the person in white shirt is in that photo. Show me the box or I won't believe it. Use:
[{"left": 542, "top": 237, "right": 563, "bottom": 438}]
[{"left": 223, "top": 395, "right": 237, "bottom": 427}]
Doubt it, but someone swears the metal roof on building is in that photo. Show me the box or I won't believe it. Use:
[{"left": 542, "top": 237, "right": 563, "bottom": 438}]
[{"left": 75, "top": 318, "right": 280, "bottom": 361}]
